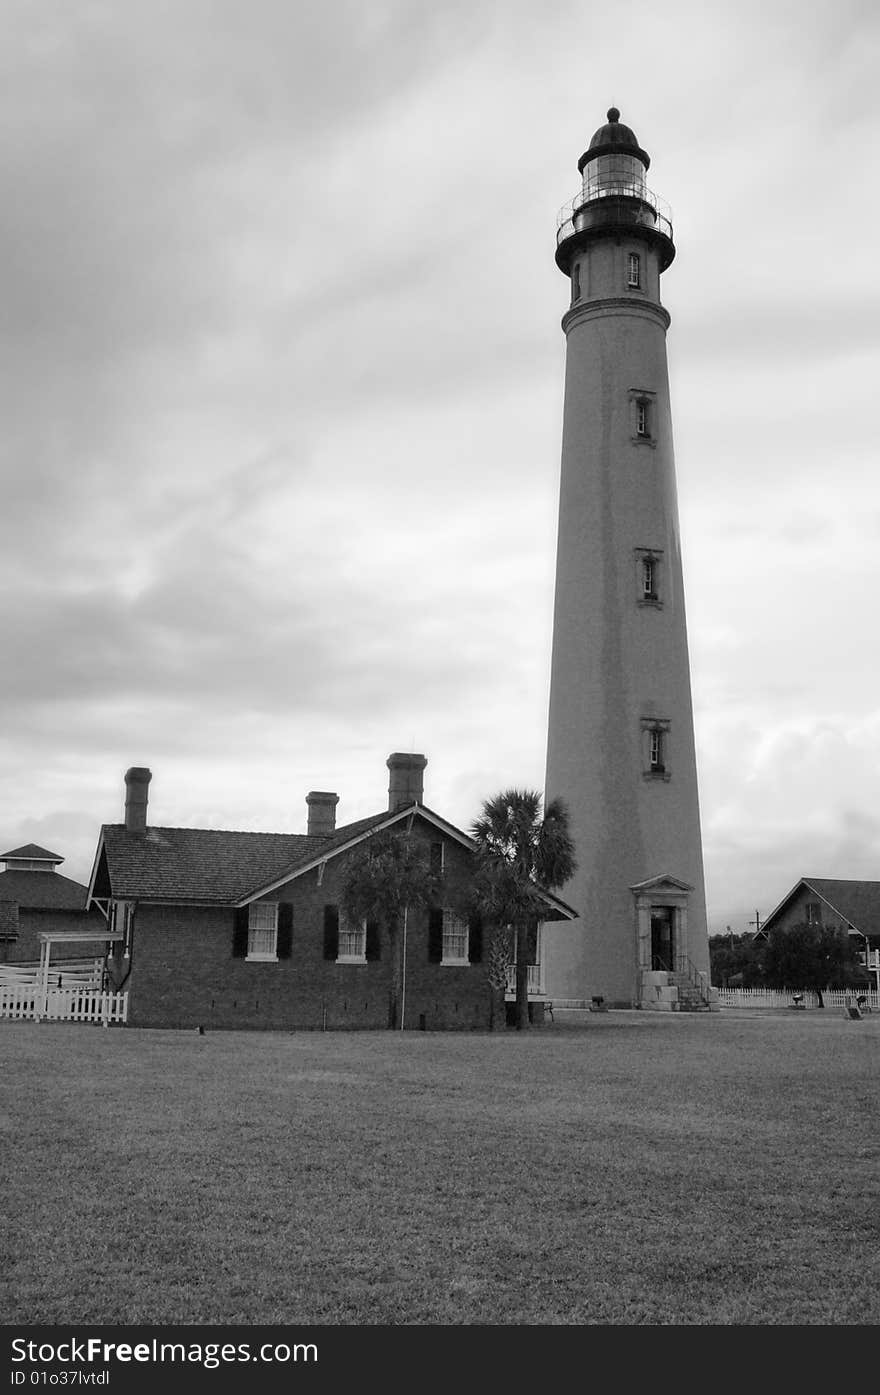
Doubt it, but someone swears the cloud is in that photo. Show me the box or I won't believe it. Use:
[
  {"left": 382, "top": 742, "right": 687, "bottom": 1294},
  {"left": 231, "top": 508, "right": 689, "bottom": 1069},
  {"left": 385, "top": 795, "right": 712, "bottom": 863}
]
[{"left": 1, "top": 0, "right": 879, "bottom": 936}]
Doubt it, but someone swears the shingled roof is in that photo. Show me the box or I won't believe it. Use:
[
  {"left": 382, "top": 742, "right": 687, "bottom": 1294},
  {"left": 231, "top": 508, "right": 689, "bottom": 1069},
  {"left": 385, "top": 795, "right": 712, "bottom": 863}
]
[
  {"left": 96, "top": 810, "right": 395, "bottom": 904},
  {"left": 0, "top": 843, "right": 64, "bottom": 863},
  {"left": 0, "top": 869, "right": 89, "bottom": 910},
  {"left": 90, "top": 801, "right": 580, "bottom": 920},
  {"left": 763, "top": 878, "right": 880, "bottom": 939}
]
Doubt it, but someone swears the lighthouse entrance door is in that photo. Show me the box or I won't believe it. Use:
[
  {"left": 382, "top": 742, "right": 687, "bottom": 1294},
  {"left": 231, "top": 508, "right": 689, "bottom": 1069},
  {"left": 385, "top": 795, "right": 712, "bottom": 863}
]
[{"left": 650, "top": 905, "right": 675, "bottom": 973}]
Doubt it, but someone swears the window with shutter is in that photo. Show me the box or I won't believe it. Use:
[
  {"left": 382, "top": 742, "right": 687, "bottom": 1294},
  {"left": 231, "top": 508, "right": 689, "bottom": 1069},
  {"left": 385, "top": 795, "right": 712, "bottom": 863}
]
[
  {"left": 468, "top": 913, "right": 483, "bottom": 964},
  {"left": 277, "top": 903, "right": 293, "bottom": 959},
  {"left": 338, "top": 916, "right": 367, "bottom": 962},
  {"left": 441, "top": 909, "right": 469, "bottom": 965},
  {"left": 365, "top": 919, "right": 381, "bottom": 961},
  {"left": 323, "top": 905, "right": 340, "bottom": 960},
  {"left": 247, "top": 903, "right": 278, "bottom": 960},
  {"left": 232, "top": 906, "right": 249, "bottom": 958},
  {"left": 428, "top": 908, "right": 444, "bottom": 963}
]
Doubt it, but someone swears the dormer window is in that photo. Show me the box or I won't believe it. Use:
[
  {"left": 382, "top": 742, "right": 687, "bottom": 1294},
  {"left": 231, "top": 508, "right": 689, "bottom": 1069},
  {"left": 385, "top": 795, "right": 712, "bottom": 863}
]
[{"left": 627, "top": 252, "right": 641, "bottom": 288}]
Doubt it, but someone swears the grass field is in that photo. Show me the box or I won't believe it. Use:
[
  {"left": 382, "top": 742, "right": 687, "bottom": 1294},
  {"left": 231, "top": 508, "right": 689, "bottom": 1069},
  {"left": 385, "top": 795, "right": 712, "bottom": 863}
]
[{"left": 1, "top": 1009, "right": 878, "bottom": 1326}]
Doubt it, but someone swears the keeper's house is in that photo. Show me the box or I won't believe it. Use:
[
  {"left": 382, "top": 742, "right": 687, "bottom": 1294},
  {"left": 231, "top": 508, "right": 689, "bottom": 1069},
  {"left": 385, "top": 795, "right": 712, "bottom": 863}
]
[
  {"left": 0, "top": 843, "right": 106, "bottom": 965},
  {"left": 86, "top": 756, "right": 576, "bottom": 1031}
]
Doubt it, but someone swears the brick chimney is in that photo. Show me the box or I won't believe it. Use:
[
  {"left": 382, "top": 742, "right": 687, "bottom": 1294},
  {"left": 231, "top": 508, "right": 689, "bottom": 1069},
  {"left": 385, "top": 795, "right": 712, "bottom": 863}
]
[
  {"left": 386, "top": 753, "right": 427, "bottom": 811},
  {"left": 306, "top": 791, "right": 339, "bottom": 836},
  {"left": 124, "top": 767, "right": 152, "bottom": 834}
]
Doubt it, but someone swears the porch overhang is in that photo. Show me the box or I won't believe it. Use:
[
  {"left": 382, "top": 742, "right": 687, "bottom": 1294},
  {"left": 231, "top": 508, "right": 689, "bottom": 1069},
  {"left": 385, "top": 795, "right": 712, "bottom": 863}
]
[{"left": 37, "top": 930, "right": 122, "bottom": 944}]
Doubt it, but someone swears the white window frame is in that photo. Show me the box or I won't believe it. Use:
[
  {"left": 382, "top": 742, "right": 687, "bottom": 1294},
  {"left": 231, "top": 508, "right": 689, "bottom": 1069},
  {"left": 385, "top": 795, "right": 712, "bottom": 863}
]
[
  {"left": 636, "top": 400, "right": 649, "bottom": 437},
  {"left": 247, "top": 902, "right": 278, "bottom": 961},
  {"left": 337, "top": 916, "right": 367, "bottom": 964},
  {"left": 627, "top": 251, "right": 641, "bottom": 288},
  {"left": 441, "top": 909, "right": 469, "bottom": 966}
]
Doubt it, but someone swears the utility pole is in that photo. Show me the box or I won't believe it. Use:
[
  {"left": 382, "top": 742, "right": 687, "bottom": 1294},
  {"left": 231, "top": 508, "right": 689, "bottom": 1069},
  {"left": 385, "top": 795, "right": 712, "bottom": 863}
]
[{"left": 749, "top": 911, "right": 762, "bottom": 937}]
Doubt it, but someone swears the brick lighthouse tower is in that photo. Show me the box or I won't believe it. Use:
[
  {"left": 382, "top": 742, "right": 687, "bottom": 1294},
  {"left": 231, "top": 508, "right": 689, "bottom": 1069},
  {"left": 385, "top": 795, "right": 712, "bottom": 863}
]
[{"left": 542, "top": 109, "right": 712, "bottom": 1010}]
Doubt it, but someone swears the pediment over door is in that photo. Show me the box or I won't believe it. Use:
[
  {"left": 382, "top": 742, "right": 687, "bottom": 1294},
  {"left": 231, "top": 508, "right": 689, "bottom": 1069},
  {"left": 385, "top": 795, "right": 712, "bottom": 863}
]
[{"left": 630, "top": 873, "right": 694, "bottom": 898}]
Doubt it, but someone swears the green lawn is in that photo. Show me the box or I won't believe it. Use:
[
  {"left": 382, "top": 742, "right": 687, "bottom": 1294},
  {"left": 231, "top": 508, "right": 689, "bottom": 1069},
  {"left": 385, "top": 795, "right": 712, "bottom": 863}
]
[{"left": 1, "top": 1009, "right": 877, "bottom": 1325}]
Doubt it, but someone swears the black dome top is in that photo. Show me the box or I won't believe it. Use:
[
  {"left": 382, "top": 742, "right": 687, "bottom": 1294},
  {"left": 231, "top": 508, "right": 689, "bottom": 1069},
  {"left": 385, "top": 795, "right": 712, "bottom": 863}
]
[{"left": 578, "top": 107, "right": 650, "bottom": 174}]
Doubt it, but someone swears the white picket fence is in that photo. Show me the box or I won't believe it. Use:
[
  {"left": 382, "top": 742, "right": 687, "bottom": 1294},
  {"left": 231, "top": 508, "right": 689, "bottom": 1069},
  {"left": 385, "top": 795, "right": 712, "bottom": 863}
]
[
  {"left": 0, "top": 962, "right": 127, "bottom": 1025},
  {"left": 716, "top": 987, "right": 879, "bottom": 1011}
]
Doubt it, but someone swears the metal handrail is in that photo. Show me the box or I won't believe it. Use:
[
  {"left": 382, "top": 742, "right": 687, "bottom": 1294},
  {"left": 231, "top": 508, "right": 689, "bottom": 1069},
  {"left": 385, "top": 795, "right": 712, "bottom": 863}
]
[
  {"left": 678, "top": 954, "right": 711, "bottom": 1003},
  {"left": 557, "top": 182, "right": 673, "bottom": 246}
]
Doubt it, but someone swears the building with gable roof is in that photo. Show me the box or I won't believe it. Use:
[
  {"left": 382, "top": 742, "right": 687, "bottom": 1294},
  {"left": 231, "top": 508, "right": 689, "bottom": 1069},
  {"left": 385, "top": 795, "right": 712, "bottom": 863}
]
[
  {"left": 0, "top": 842, "right": 106, "bottom": 965},
  {"left": 754, "top": 877, "right": 880, "bottom": 989},
  {"left": 86, "top": 756, "right": 578, "bottom": 1031}
]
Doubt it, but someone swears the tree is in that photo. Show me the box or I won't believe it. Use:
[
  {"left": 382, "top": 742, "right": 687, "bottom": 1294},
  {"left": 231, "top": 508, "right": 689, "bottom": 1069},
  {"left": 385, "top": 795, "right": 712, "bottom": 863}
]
[
  {"left": 340, "top": 830, "right": 443, "bottom": 1029},
  {"left": 469, "top": 790, "right": 576, "bottom": 1031},
  {"left": 708, "top": 930, "right": 764, "bottom": 988},
  {"left": 484, "top": 924, "right": 514, "bottom": 1032},
  {"left": 762, "top": 922, "right": 860, "bottom": 1006}
]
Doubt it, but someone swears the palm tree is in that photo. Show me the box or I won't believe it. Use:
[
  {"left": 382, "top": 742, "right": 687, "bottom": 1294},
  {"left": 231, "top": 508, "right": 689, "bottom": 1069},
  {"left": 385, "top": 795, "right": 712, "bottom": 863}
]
[
  {"left": 470, "top": 790, "right": 576, "bottom": 1030},
  {"left": 340, "top": 830, "right": 443, "bottom": 1029}
]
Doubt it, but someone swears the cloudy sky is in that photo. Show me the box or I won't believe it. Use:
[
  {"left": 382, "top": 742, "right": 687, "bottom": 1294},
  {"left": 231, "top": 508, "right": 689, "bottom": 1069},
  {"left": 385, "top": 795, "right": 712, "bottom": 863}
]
[{"left": 1, "top": 0, "right": 878, "bottom": 932}]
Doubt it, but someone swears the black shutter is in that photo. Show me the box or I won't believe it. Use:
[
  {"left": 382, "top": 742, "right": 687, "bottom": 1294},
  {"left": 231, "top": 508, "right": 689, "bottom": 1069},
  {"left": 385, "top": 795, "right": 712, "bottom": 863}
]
[
  {"left": 277, "top": 903, "right": 293, "bottom": 959},
  {"left": 428, "top": 908, "right": 443, "bottom": 963},
  {"left": 232, "top": 906, "right": 249, "bottom": 958},
  {"left": 323, "top": 905, "right": 339, "bottom": 960},
  {"left": 468, "top": 912, "right": 483, "bottom": 963},
  {"left": 365, "top": 919, "right": 381, "bottom": 961}
]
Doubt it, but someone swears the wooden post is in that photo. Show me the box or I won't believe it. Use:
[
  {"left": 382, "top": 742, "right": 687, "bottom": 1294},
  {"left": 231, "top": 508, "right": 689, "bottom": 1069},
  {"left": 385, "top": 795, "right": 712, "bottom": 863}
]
[{"left": 38, "top": 938, "right": 51, "bottom": 1020}]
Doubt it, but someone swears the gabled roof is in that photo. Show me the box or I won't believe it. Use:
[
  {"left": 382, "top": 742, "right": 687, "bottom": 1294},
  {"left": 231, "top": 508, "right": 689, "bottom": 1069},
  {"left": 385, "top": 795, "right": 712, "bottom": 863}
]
[
  {"left": 761, "top": 878, "right": 880, "bottom": 939},
  {"left": 0, "top": 869, "right": 89, "bottom": 911},
  {"left": 87, "top": 802, "right": 580, "bottom": 920},
  {"left": 0, "top": 843, "right": 64, "bottom": 864}
]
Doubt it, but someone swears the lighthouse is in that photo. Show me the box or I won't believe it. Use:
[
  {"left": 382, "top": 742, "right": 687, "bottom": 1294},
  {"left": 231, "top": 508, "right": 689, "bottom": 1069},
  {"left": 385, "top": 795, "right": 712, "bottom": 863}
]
[{"left": 542, "top": 109, "right": 712, "bottom": 1010}]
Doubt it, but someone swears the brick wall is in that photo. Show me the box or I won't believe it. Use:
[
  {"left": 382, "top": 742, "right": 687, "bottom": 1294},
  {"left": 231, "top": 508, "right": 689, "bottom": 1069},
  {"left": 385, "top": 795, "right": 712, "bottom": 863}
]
[
  {"left": 123, "top": 831, "right": 500, "bottom": 1031},
  {"left": 0, "top": 908, "right": 107, "bottom": 965}
]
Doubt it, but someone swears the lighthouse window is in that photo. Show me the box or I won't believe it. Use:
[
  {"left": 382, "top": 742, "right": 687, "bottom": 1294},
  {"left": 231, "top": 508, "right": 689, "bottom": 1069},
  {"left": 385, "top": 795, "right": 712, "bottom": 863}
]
[
  {"left": 629, "top": 389, "right": 656, "bottom": 445},
  {"left": 650, "top": 730, "right": 663, "bottom": 770},
  {"left": 627, "top": 253, "right": 641, "bottom": 288},
  {"left": 642, "top": 558, "right": 656, "bottom": 600},
  {"left": 635, "top": 548, "right": 663, "bottom": 605},
  {"left": 572, "top": 262, "right": 581, "bottom": 303},
  {"left": 641, "top": 719, "right": 671, "bottom": 779}
]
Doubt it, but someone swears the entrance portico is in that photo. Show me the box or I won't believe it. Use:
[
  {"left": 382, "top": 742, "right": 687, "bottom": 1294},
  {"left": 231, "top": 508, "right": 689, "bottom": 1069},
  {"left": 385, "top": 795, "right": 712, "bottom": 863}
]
[{"left": 631, "top": 874, "right": 704, "bottom": 1010}]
